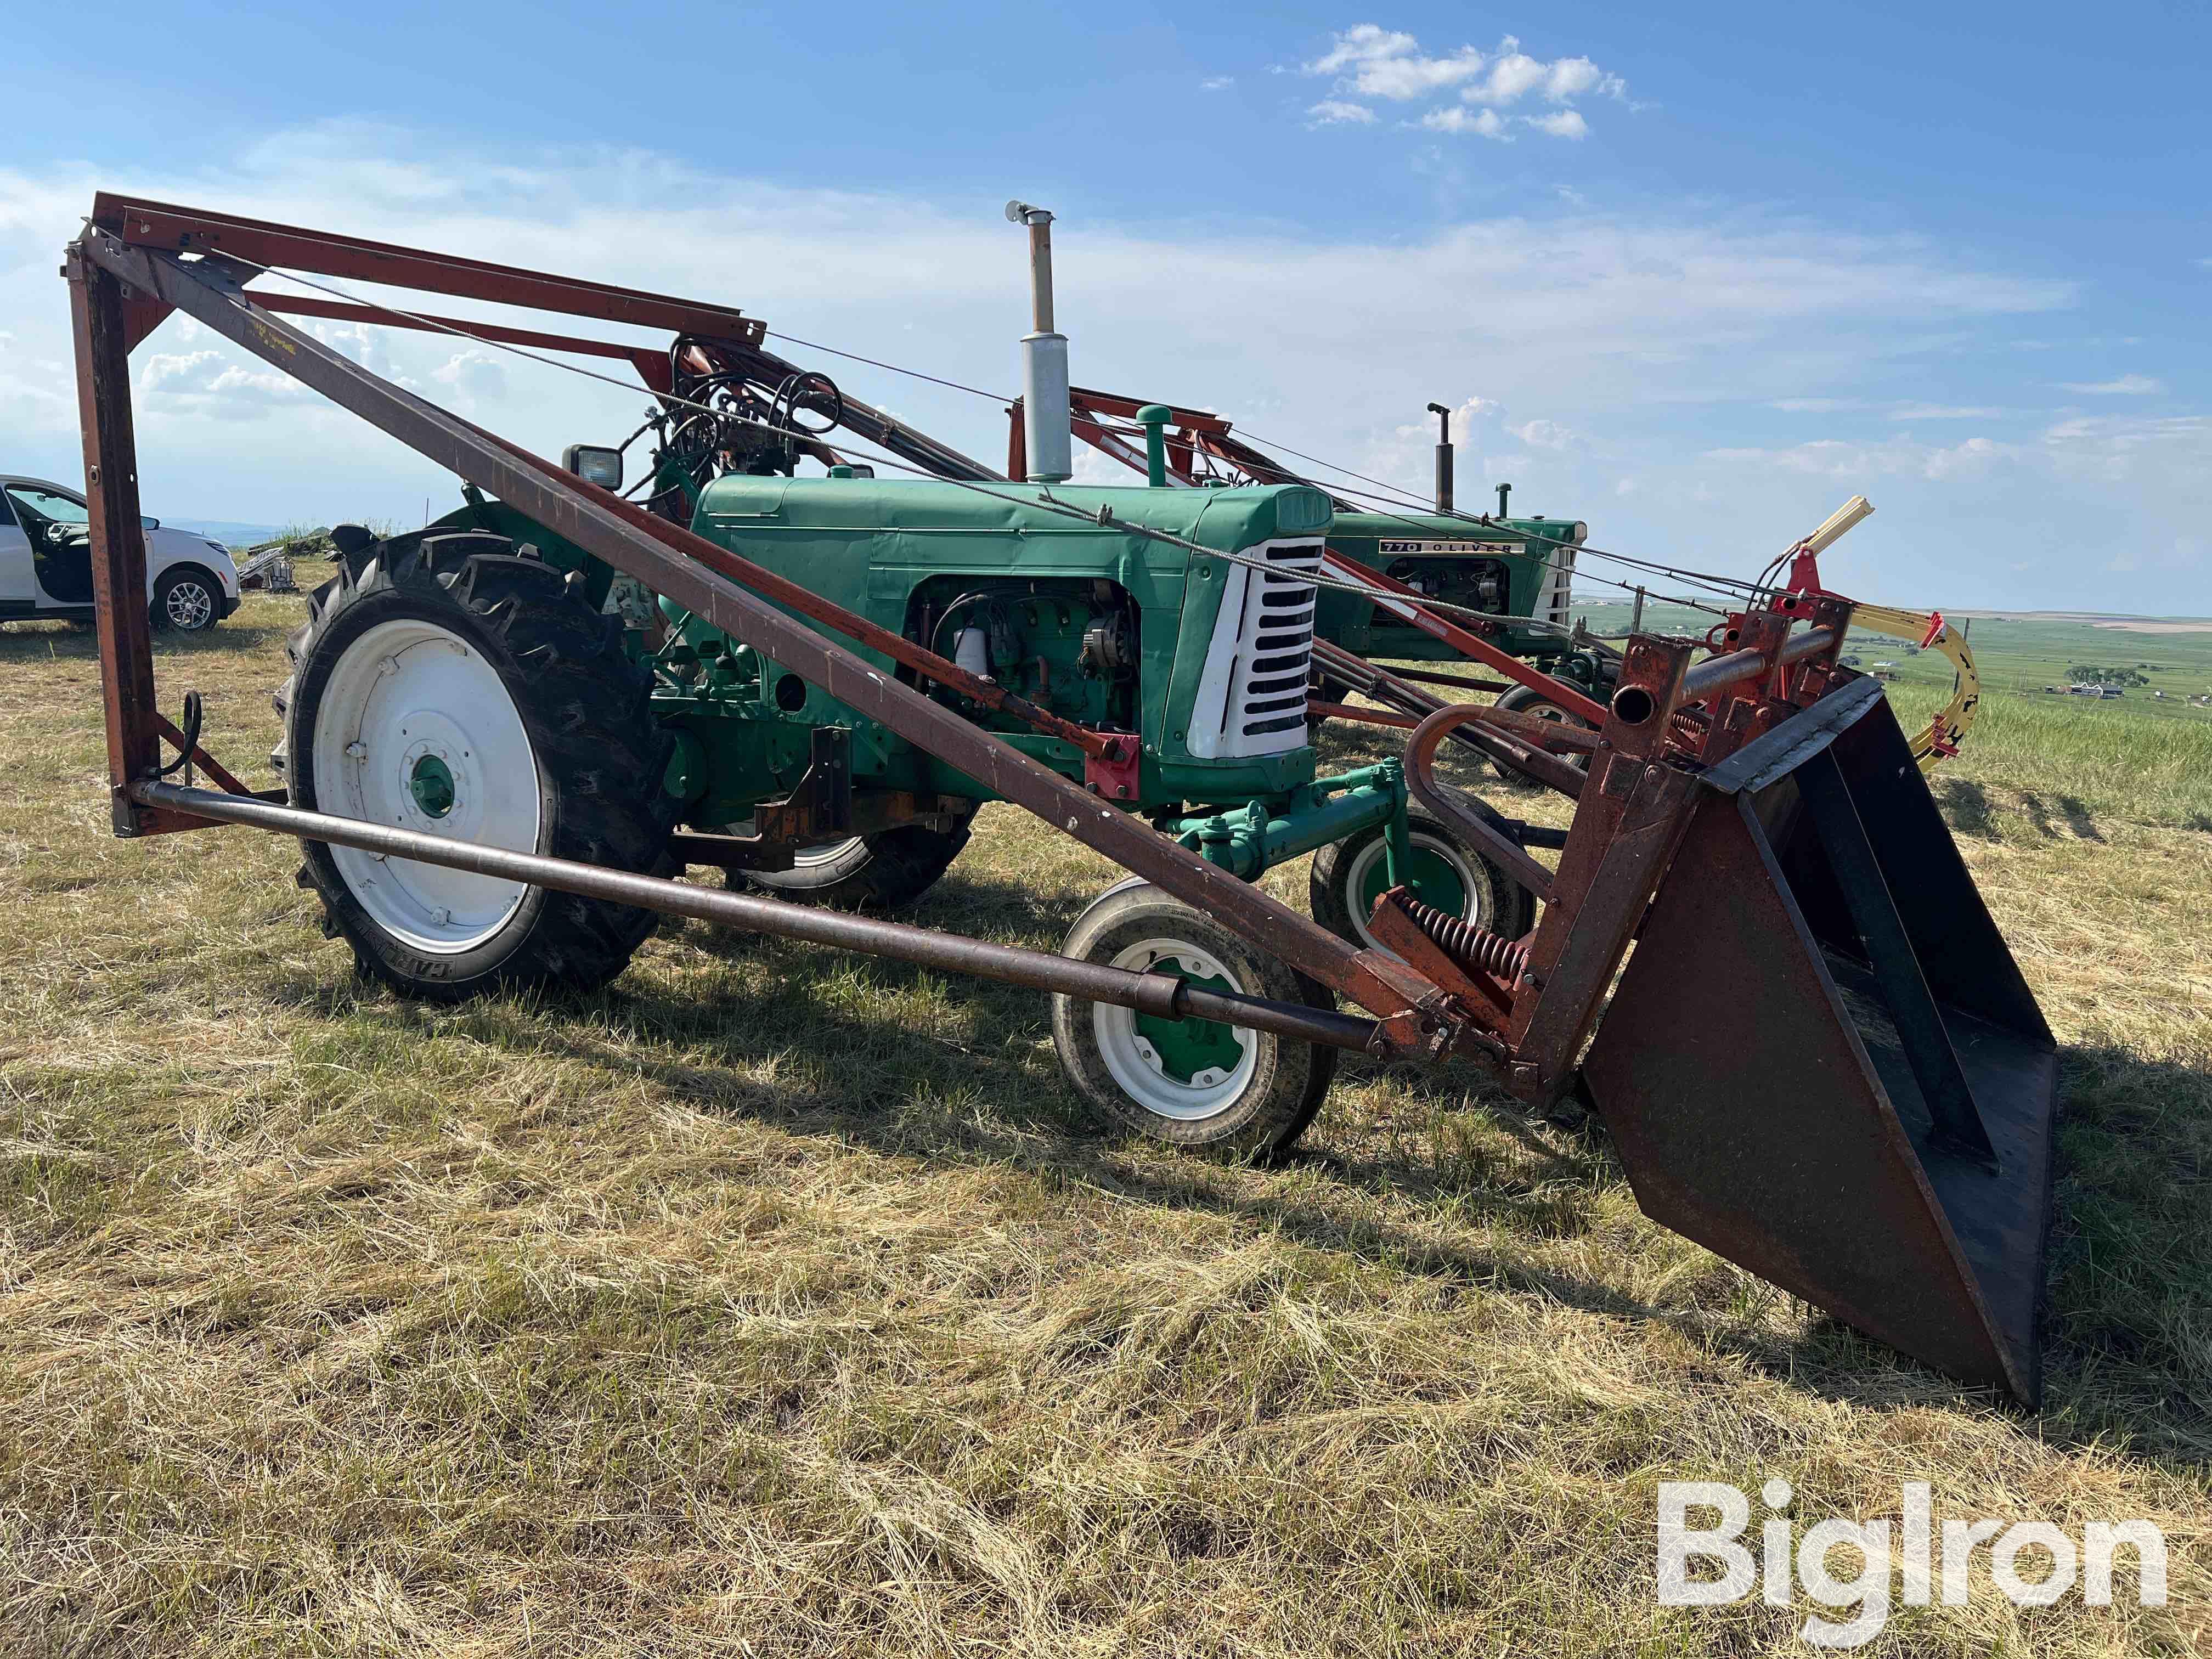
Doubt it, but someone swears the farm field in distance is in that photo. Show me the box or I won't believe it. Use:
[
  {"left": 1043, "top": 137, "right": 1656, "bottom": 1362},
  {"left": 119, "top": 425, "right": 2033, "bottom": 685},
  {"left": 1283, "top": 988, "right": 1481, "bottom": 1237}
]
[
  {"left": 0, "top": 587, "right": 2206, "bottom": 1656},
  {"left": 1576, "top": 598, "right": 2212, "bottom": 719}
]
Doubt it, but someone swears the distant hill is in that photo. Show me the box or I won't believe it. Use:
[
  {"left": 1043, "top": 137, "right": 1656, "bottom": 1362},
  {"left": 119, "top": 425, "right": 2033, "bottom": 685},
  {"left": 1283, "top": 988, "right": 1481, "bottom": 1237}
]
[{"left": 168, "top": 519, "right": 286, "bottom": 547}]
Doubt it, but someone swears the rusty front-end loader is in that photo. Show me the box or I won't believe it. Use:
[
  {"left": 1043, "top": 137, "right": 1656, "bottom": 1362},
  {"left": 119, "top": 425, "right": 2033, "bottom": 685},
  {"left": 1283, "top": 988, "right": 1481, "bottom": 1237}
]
[{"left": 62, "top": 196, "right": 2057, "bottom": 1402}]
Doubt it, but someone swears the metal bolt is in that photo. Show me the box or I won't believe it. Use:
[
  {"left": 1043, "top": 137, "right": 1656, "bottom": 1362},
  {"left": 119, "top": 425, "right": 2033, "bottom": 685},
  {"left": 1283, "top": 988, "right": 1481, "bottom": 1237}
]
[
  {"left": 429, "top": 907, "right": 451, "bottom": 926},
  {"left": 345, "top": 741, "right": 367, "bottom": 761}
]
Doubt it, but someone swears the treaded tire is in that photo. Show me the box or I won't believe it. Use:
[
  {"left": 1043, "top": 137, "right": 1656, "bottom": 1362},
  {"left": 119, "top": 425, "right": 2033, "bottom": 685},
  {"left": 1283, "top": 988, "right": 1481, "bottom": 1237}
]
[
  {"left": 1310, "top": 811, "right": 1537, "bottom": 952},
  {"left": 273, "top": 529, "right": 676, "bottom": 1001},
  {"left": 153, "top": 565, "right": 222, "bottom": 633},
  {"left": 1491, "top": 682, "right": 1597, "bottom": 778},
  {"left": 1049, "top": 882, "right": 1338, "bottom": 1158},
  {"left": 738, "top": 811, "right": 978, "bottom": 911}
]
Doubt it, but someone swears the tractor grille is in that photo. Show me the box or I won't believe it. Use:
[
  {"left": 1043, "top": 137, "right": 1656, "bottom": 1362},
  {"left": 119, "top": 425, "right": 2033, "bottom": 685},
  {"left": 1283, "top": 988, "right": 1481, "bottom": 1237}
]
[
  {"left": 1536, "top": 526, "right": 1585, "bottom": 627},
  {"left": 1185, "top": 537, "right": 1323, "bottom": 760}
]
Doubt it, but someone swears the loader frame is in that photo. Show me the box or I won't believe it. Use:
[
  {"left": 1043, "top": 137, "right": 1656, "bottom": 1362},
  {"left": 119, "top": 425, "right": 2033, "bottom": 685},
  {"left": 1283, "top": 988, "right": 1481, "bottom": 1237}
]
[{"left": 65, "top": 196, "right": 2058, "bottom": 1403}]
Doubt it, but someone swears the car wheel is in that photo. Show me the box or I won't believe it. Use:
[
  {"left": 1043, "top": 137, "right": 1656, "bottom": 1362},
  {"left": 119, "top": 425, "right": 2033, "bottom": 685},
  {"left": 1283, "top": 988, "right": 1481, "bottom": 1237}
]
[{"left": 153, "top": 567, "right": 221, "bottom": 633}]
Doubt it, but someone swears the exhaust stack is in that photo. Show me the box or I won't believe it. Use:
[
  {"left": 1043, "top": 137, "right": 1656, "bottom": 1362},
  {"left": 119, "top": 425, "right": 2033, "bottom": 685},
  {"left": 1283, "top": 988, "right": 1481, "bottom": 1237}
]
[
  {"left": 1006, "top": 200, "right": 1071, "bottom": 483},
  {"left": 1426, "top": 402, "right": 1454, "bottom": 513}
]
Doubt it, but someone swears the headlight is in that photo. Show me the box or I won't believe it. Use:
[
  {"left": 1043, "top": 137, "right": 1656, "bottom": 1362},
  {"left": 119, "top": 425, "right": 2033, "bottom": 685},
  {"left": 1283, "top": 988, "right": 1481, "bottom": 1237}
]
[
  {"left": 203, "top": 539, "right": 230, "bottom": 556},
  {"left": 562, "top": 443, "right": 623, "bottom": 490}
]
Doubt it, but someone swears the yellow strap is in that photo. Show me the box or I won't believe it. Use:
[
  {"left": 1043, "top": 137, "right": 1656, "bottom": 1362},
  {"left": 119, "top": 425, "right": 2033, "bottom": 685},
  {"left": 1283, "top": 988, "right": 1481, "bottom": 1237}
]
[{"left": 1851, "top": 603, "right": 1979, "bottom": 771}]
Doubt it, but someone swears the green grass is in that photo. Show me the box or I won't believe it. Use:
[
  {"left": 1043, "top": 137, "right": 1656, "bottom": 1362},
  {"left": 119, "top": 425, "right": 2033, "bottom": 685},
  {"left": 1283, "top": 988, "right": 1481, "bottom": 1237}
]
[{"left": 0, "top": 596, "right": 2207, "bottom": 1656}]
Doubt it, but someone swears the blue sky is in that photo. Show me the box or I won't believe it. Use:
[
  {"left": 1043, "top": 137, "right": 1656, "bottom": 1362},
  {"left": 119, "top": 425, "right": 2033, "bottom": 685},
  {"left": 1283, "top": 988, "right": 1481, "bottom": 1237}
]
[{"left": 1, "top": 2, "right": 2206, "bottom": 610}]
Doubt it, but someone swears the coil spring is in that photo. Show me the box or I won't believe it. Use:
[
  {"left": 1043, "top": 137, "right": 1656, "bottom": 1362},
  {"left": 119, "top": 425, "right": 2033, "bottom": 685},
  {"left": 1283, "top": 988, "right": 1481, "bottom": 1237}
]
[{"left": 1381, "top": 889, "right": 1531, "bottom": 983}]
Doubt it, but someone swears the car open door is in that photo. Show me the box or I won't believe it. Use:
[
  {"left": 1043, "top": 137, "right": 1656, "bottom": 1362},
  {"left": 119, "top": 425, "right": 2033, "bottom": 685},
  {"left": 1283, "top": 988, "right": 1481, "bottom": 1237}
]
[
  {"left": 0, "top": 489, "right": 37, "bottom": 617},
  {"left": 2, "top": 482, "right": 97, "bottom": 606}
]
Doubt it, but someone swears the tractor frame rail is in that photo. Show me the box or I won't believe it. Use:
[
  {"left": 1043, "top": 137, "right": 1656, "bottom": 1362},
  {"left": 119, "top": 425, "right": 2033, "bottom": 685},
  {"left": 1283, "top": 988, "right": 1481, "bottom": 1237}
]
[{"left": 66, "top": 197, "right": 2059, "bottom": 1403}]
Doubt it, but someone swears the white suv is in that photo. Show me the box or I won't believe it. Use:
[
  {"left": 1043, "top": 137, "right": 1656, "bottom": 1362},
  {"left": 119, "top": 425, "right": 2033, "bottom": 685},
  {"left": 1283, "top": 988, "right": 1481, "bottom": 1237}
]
[{"left": 0, "top": 475, "right": 242, "bottom": 632}]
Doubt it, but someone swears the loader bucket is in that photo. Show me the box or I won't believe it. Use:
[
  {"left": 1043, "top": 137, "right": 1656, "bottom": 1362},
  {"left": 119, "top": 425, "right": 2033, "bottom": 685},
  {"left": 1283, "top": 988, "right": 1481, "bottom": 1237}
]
[{"left": 1582, "top": 681, "right": 2058, "bottom": 1404}]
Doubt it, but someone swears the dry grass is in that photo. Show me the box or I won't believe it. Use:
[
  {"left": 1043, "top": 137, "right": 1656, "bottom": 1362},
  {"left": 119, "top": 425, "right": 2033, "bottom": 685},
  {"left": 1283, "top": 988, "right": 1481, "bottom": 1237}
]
[{"left": 0, "top": 597, "right": 2206, "bottom": 1656}]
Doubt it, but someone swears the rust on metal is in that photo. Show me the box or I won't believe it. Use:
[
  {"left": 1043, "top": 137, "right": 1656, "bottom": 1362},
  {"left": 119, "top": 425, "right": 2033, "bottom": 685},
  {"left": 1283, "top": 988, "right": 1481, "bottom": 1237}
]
[{"left": 75, "top": 227, "right": 1440, "bottom": 1040}]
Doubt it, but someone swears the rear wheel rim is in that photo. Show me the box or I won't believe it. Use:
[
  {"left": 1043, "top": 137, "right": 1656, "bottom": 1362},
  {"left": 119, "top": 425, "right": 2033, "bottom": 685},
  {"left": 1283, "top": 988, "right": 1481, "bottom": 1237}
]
[
  {"left": 790, "top": 836, "right": 867, "bottom": 868},
  {"left": 312, "top": 616, "right": 542, "bottom": 953},
  {"left": 1342, "top": 831, "right": 1485, "bottom": 953},
  {"left": 164, "top": 578, "right": 215, "bottom": 630},
  {"left": 1092, "top": 936, "right": 1259, "bottom": 1120}
]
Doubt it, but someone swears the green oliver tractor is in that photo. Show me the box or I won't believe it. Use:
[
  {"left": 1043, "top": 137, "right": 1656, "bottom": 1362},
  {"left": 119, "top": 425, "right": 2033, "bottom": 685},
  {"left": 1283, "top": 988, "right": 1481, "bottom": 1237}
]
[
  {"left": 1042, "top": 391, "right": 1618, "bottom": 729},
  {"left": 276, "top": 469, "right": 1532, "bottom": 1149}
]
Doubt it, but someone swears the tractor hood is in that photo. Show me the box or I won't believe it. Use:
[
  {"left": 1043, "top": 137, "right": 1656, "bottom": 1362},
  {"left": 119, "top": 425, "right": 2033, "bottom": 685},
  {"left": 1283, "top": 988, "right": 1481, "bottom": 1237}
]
[{"left": 693, "top": 475, "right": 1333, "bottom": 554}]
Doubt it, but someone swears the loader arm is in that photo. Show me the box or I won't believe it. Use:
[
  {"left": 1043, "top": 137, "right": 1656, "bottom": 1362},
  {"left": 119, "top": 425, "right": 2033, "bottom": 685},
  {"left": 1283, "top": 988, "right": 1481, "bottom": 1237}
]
[{"left": 64, "top": 198, "right": 2059, "bottom": 1405}]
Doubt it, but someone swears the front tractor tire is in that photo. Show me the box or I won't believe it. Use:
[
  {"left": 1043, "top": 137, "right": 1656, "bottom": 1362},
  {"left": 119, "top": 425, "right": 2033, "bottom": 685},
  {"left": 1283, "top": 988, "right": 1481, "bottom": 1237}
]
[
  {"left": 1310, "top": 812, "right": 1536, "bottom": 955},
  {"left": 1050, "top": 881, "right": 1338, "bottom": 1158},
  {"left": 275, "top": 531, "right": 676, "bottom": 1002}
]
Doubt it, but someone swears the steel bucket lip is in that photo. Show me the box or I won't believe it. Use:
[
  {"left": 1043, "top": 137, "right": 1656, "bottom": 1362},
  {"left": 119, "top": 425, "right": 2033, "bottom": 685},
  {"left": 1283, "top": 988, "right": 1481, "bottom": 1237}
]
[
  {"left": 1697, "top": 675, "right": 1887, "bottom": 797},
  {"left": 1584, "top": 687, "right": 2061, "bottom": 1407}
]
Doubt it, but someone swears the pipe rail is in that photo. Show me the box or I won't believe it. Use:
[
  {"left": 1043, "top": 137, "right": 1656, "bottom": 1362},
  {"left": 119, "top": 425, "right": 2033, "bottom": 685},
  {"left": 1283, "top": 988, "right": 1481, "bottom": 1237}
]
[
  {"left": 1677, "top": 625, "right": 1838, "bottom": 702},
  {"left": 132, "top": 781, "right": 1386, "bottom": 1056}
]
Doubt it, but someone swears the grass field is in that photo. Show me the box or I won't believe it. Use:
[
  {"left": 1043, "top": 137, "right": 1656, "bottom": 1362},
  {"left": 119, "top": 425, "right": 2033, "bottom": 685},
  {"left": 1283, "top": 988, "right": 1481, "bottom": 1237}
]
[
  {"left": 2, "top": 594, "right": 2207, "bottom": 1656},
  {"left": 1579, "top": 600, "right": 2212, "bottom": 724}
]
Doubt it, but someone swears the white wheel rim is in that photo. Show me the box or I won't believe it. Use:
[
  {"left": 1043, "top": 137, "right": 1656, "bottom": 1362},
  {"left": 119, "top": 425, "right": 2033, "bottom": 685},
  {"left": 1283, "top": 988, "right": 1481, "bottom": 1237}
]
[
  {"left": 791, "top": 836, "right": 866, "bottom": 868},
  {"left": 165, "top": 579, "right": 214, "bottom": 629},
  {"left": 311, "top": 617, "right": 542, "bottom": 953},
  {"left": 1091, "top": 935, "right": 1260, "bottom": 1121},
  {"left": 1341, "top": 831, "right": 1488, "bottom": 955}
]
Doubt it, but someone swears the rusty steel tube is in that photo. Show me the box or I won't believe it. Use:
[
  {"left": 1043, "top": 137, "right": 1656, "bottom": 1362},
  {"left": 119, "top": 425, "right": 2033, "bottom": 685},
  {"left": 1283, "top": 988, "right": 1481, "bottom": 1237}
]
[
  {"left": 1678, "top": 626, "right": 1837, "bottom": 702},
  {"left": 132, "top": 781, "right": 1384, "bottom": 1054}
]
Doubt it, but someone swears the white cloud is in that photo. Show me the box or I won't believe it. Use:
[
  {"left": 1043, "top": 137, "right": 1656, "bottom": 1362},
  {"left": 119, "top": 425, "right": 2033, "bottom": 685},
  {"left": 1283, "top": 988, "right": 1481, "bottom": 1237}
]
[
  {"left": 1307, "top": 25, "right": 1486, "bottom": 99},
  {"left": 137, "top": 345, "right": 314, "bottom": 419},
  {"left": 1888, "top": 403, "right": 2003, "bottom": 419},
  {"left": 1511, "top": 418, "right": 1576, "bottom": 449},
  {"left": 1702, "top": 434, "right": 2010, "bottom": 482},
  {"left": 1469, "top": 48, "right": 1549, "bottom": 106},
  {"left": 1200, "top": 76, "right": 1234, "bottom": 92},
  {"left": 430, "top": 348, "right": 509, "bottom": 404},
  {"left": 1421, "top": 106, "right": 1509, "bottom": 139},
  {"left": 1543, "top": 57, "right": 1626, "bottom": 101},
  {"left": 1306, "top": 26, "right": 1626, "bottom": 138},
  {"left": 10, "top": 123, "right": 2191, "bottom": 610},
  {"left": 138, "top": 348, "right": 225, "bottom": 393},
  {"left": 2056, "top": 374, "right": 2164, "bottom": 394},
  {"left": 1460, "top": 36, "right": 1626, "bottom": 107},
  {"left": 1307, "top": 99, "right": 1376, "bottom": 126}
]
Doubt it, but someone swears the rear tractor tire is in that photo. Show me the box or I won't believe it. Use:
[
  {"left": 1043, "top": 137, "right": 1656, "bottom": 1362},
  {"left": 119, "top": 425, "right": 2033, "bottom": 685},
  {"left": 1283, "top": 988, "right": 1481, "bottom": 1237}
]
[
  {"left": 1310, "top": 812, "right": 1536, "bottom": 955},
  {"left": 739, "top": 809, "right": 977, "bottom": 912},
  {"left": 1050, "top": 881, "right": 1338, "bottom": 1158},
  {"left": 274, "top": 530, "right": 677, "bottom": 1001}
]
